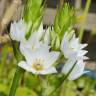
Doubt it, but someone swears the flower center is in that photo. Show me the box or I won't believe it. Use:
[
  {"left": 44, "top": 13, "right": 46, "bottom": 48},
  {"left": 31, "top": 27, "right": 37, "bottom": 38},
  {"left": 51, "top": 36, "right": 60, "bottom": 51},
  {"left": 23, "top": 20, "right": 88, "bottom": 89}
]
[
  {"left": 70, "top": 48, "right": 75, "bottom": 51},
  {"left": 32, "top": 58, "right": 44, "bottom": 71},
  {"left": 70, "top": 45, "right": 76, "bottom": 51},
  {"left": 32, "top": 44, "right": 36, "bottom": 51}
]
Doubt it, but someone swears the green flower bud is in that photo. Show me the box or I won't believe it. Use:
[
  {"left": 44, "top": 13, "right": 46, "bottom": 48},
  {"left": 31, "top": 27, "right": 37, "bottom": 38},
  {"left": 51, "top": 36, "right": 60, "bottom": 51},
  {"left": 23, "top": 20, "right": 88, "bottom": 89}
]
[
  {"left": 54, "top": 3, "right": 75, "bottom": 40},
  {"left": 55, "top": 35, "right": 60, "bottom": 50},
  {"left": 23, "top": 0, "right": 44, "bottom": 39},
  {"left": 50, "top": 30, "right": 56, "bottom": 49}
]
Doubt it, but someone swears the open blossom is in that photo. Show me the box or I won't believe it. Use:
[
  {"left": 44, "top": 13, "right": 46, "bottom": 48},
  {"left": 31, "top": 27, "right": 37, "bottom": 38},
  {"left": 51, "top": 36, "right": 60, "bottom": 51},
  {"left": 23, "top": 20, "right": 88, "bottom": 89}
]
[
  {"left": 18, "top": 23, "right": 59, "bottom": 75},
  {"left": 10, "top": 19, "right": 27, "bottom": 42},
  {"left": 61, "top": 31, "right": 88, "bottom": 80},
  {"left": 19, "top": 24, "right": 50, "bottom": 55},
  {"left": 10, "top": 19, "right": 50, "bottom": 52},
  {"left": 18, "top": 46, "right": 60, "bottom": 74},
  {"left": 61, "top": 31, "right": 88, "bottom": 60},
  {"left": 10, "top": 19, "right": 45, "bottom": 43}
]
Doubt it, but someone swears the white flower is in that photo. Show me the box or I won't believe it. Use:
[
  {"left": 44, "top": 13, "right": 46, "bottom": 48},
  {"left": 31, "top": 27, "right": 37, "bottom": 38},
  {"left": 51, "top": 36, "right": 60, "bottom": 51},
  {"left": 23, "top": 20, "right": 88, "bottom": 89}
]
[
  {"left": 61, "top": 31, "right": 88, "bottom": 60},
  {"left": 19, "top": 23, "right": 55, "bottom": 75},
  {"left": 10, "top": 19, "right": 45, "bottom": 43},
  {"left": 10, "top": 19, "right": 27, "bottom": 42},
  {"left": 61, "top": 31, "right": 88, "bottom": 80},
  {"left": 10, "top": 19, "right": 49, "bottom": 54},
  {"left": 62, "top": 59, "right": 86, "bottom": 80},
  {"left": 18, "top": 47, "right": 60, "bottom": 74},
  {"left": 19, "top": 24, "right": 50, "bottom": 55}
]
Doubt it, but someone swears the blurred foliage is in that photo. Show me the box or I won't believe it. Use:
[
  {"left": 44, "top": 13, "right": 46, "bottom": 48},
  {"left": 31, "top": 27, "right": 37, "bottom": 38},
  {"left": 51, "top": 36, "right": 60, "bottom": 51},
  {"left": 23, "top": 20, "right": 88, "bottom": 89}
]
[
  {"left": 0, "top": 44, "right": 96, "bottom": 96},
  {"left": 92, "top": 27, "right": 96, "bottom": 35}
]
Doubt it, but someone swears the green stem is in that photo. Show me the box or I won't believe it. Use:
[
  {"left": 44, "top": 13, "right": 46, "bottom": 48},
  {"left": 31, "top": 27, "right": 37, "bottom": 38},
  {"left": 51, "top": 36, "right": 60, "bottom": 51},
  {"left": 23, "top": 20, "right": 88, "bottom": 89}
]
[
  {"left": 79, "top": 0, "right": 91, "bottom": 42},
  {"left": 48, "top": 62, "right": 77, "bottom": 96},
  {"left": 9, "top": 66, "right": 24, "bottom": 96},
  {"left": 8, "top": 39, "right": 25, "bottom": 96}
]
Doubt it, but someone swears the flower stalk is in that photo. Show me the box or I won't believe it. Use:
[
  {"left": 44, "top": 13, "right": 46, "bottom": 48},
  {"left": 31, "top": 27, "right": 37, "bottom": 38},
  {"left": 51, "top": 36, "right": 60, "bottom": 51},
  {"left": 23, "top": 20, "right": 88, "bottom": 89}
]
[
  {"left": 9, "top": 66, "right": 24, "bottom": 96},
  {"left": 8, "top": 41, "right": 25, "bottom": 96},
  {"left": 48, "top": 62, "right": 77, "bottom": 96},
  {"left": 79, "top": 0, "right": 91, "bottom": 42}
]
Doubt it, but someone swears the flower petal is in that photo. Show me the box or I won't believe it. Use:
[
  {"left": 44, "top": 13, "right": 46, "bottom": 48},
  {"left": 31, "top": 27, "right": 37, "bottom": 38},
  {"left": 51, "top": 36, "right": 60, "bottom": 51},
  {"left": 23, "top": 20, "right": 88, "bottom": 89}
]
[
  {"left": 18, "top": 61, "right": 39, "bottom": 74},
  {"left": 79, "top": 44, "right": 88, "bottom": 49},
  {"left": 44, "top": 51, "right": 60, "bottom": 68},
  {"left": 40, "top": 67, "right": 57, "bottom": 74},
  {"left": 68, "top": 60, "right": 85, "bottom": 80},
  {"left": 77, "top": 50, "right": 88, "bottom": 58},
  {"left": 18, "top": 61, "right": 31, "bottom": 72},
  {"left": 62, "top": 58, "right": 76, "bottom": 74},
  {"left": 70, "top": 38, "right": 79, "bottom": 49},
  {"left": 10, "top": 19, "right": 27, "bottom": 42},
  {"left": 20, "top": 44, "right": 34, "bottom": 65}
]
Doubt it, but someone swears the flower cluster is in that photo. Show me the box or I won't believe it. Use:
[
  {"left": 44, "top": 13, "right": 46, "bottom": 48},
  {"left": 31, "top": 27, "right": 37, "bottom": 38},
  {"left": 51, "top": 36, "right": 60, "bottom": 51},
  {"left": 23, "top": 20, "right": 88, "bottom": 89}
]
[
  {"left": 10, "top": 19, "right": 88, "bottom": 80},
  {"left": 61, "top": 32, "right": 88, "bottom": 80}
]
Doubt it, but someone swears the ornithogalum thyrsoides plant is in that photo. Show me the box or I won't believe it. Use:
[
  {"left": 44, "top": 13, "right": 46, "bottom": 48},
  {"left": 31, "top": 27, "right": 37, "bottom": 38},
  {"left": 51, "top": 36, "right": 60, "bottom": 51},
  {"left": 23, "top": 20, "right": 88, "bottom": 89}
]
[{"left": 8, "top": 0, "right": 88, "bottom": 96}]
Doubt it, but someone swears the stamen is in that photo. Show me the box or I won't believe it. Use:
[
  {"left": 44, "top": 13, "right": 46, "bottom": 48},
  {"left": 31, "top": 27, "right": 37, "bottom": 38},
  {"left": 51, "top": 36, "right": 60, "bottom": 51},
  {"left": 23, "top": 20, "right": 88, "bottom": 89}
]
[
  {"left": 32, "top": 44, "right": 36, "bottom": 51},
  {"left": 32, "top": 58, "right": 44, "bottom": 71}
]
